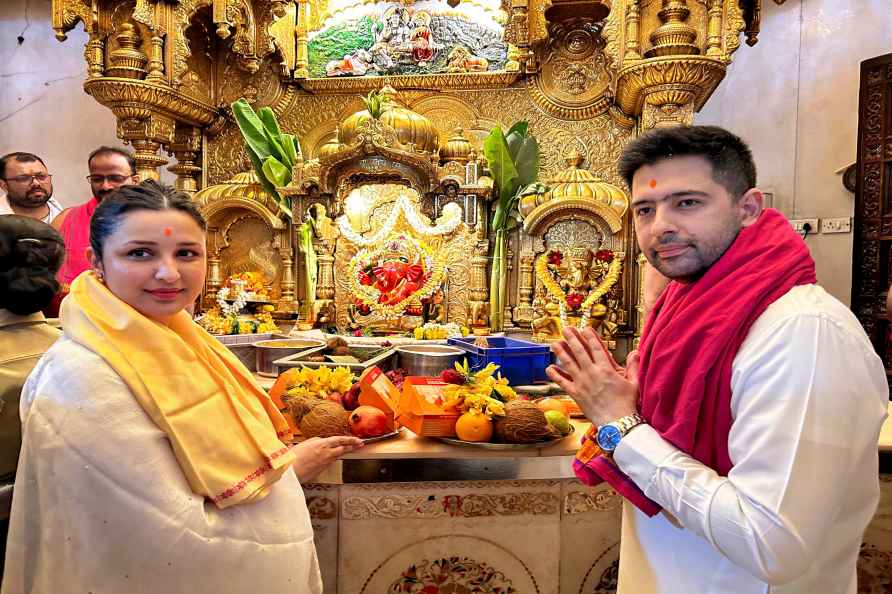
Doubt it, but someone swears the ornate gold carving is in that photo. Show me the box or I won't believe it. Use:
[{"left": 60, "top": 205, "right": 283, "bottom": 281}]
[
  {"left": 107, "top": 22, "right": 149, "bottom": 79},
  {"left": 298, "top": 71, "right": 522, "bottom": 94},
  {"left": 528, "top": 20, "right": 613, "bottom": 121},
  {"left": 615, "top": 55, "right": 726, "bottom": 115},
  {"left": 168, "top": 126, "right": 203, "bottom": 193},
  {"left": 84, "top": 79, "right": 219, "bottom": 127},
  {"left": 645, "top": 0, "right": 700, "bottom": 58}
]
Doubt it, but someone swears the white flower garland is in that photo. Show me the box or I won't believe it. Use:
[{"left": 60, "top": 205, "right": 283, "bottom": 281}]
[
  {"left": 216, "top": 286, "right": 247, "bottom": 318},
  {"left": 338, "top": 194, "right": 462, "bottom": 246},
  {"left": 559, "top": 301, "right": 592, "bottom": 331}
]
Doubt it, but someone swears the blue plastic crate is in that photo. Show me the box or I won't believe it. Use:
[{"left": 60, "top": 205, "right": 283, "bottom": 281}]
[{"left": 446, "top": 336, "right": 552, "bottom": 386}]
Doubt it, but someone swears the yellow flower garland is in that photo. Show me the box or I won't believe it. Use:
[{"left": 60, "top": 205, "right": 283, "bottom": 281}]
[{"left": 534, "top": 252, "right": 623, "bottom": 312}]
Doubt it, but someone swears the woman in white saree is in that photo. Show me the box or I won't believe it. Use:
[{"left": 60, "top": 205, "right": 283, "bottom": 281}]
[{"left": 3, "top": 180, "right": 361, "bottom": 594}]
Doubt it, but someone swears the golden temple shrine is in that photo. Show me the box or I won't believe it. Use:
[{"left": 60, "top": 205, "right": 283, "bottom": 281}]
[
  {"left": 49, "top": 0, "right": 766, "bottom": 354},
  {"left": 32, "top": 3, "right": 892, "bottom": 594}
]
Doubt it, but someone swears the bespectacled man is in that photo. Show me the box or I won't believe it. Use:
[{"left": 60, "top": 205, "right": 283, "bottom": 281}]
[{"left": 0, "top": 152, "right": 64, "bottom": 223}]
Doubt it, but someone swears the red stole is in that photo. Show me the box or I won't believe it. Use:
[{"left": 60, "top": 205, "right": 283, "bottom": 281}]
[
  {"left": 58, "top": 197, "right": 99, "bottom": 286},
  {"left": 575, "top": 208, "right": 817, "bottom": 515}
]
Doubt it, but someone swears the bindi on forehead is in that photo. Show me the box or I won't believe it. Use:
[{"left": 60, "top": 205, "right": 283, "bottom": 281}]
[
  {"left": 649, "top": 179, "right": 658, "bottom": 189},
  {"left": 163, "top": 227, "right": 173, "bottom": 237}
]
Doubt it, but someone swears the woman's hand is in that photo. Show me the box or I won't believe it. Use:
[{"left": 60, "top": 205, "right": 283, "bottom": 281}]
[{"left": 291, "top": 435, "right": 363, "bottom": 483}]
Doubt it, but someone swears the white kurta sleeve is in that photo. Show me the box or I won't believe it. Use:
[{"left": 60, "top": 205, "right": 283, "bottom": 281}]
[
  {"left": 613, "top": 310, "right": 888, "bottom": 585},
  {"left": 4, "top": 338, "right": 321, "bottom": 594}
]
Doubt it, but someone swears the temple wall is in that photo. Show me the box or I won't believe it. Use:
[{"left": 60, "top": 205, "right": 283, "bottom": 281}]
[
  {"left": 697, "top": 0, "right": 892, "bottom": 306},
  {"left": 3, "top": 1, "right": 892, "bottom": 305},
  {"left": 0, "top": 0, "right": 173, "bottom": 210}
]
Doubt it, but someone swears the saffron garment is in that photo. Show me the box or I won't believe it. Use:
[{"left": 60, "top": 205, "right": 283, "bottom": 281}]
[
  {"left": 614, "top": 284, "right": 888, "bottom": 593},
  {"left": 61, "top": 272, "right": 296, "bottom": 507},
  {"left": 2, "top": 336, "right": 323, "bottom": 594},
  {"left": 56, "top": 197, "right": 97, "bottom": 285}
]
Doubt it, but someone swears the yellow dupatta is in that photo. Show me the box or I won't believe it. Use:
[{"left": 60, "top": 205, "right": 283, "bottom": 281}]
[{"left": 61, "top": 272, "right": 296, "bottom": 508}]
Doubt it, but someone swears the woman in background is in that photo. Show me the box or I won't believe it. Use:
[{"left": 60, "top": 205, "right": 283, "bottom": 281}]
[
  {"left": 4, "top": 181, "right": 361, "bottom": 594},
  {"left": 0, "top": 216, "right": 64, "bottom": 576}
]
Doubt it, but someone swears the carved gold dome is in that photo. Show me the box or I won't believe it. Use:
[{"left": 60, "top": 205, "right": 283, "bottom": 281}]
[
  {"left": 439, "top": 128, "right": 472, "bottom": 163},
  {"left": 339, "top": 86, "right": 439, "bottom": 153},
  {"left": 521, "top": 151, "right": 628, "bottom": 218}
]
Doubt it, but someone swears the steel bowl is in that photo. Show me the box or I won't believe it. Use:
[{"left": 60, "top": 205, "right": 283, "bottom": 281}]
[
  {"left": 394, "top": 344, "right": 466, "bottom": 377},
  {"left": 254, "top": 338, "right": 325, "bottom": 377}
]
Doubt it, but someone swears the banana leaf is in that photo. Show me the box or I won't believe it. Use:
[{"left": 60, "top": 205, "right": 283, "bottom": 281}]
[
  {"left": 505, "top": 121, "right": 528, "bottom": 161},
  {"left": 513, "top": 135, "right": 540, "bottom": 187},
  {"left": 245, "top": 144, "right": 279, "bottom": 199},
  {"left": 257, "top": 106, "right": 283, "bottom": 139},
  {"left": 231, "top": 99, "right": 272, "bottom": 161},
  {"left": 298, "top": 220, "right": 317, "bottom": 317},
  {"left": 489, "top": 228, "right": 505, "bottom": 329},
  {"left": 262, "top": 156, "right": 290, "bottom": 188},
  {"left": 281, "top": 133, "right": 300, "bottom": 165}
]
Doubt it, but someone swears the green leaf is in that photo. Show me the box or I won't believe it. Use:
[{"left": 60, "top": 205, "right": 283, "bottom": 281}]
[
  {"left": 261, "top": 125, "right": 290, "bottom": 168},
  {"left": 231, "top": 99, "right": 272, "bottom": 160},
  {"left": 483, "top": 127, "right": 519, "bottom": 227},
  {"left": 281, "top": 134, "right": 300, "bottom": 165},
  {"left": 505, "top": 121, "right": 529, "bottom": 161},
  {"left": 513, "top": 135, "right": 540, "bottom": 187},
  {"left": 245, "top": 145, "right": 279, "bottom": 199},
  {"left": 257, "top": 107, "right": 282, "bottom": 139},
  {"left": 262, "top": 156, "right": 291, "bottom": 187}
]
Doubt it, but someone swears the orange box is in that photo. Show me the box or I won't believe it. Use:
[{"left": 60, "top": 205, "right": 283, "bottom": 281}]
[
  {"left": 397, "top": 376, "right": 460, "bottom": 437},
  {"left": 358, "top": 367, "right": 400, "bottom": 428}
]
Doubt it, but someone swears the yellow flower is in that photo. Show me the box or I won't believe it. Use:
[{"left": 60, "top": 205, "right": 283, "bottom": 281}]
[
  {"left": 493, "top": 383, "right": 516, "bottom": 401},
  {"left": 486, "top": 399, "right": 506, "bottom": 417},
  {"left": 262, "top": 304, "right": 275, "bottom": 312},
  {"left": 414, "top": 327, "right": 425, "bottom": 340}
]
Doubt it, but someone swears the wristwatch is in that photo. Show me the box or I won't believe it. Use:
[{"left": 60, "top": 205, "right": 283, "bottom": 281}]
[{"left": 596, "top": 413, "right": 646, "bottom": 455}]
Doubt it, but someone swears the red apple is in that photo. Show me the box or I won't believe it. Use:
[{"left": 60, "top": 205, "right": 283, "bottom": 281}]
[
  {"left": 349, "top": 405, "right": 391, "bottom": 438},
  {"left": 342, "top": 384, "right": 362, "bottom": 411}
]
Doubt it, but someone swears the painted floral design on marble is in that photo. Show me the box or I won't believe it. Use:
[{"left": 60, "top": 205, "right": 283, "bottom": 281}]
[
  {"left": 343, "top": 491, "right": 560, "bottom": 520},
  {"left": 388, "top": 557, "right": 515, "bottom": 593}
]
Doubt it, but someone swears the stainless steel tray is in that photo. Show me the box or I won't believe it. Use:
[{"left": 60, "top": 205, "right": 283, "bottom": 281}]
[
  {"left": 432, "top": 425, "right": 575, "bottom": 450},
  {"left": 273, "top": 346, "right": 396, "bottom": 375},
  {"left": 361, "top": 427, "right": 404, "bottom": 444}
]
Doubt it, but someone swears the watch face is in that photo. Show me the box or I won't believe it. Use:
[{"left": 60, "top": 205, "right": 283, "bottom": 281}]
[{"left": 597, "top": 424, "right": 622, "bottom": 451}]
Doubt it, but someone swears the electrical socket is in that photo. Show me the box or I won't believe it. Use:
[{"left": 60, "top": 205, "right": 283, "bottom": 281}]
[
  {"left": 789, "top": 218, "right": 819, "bottom": 235},
  {"left": 820, "top": 217, "right": 851, "bottom": 234}
]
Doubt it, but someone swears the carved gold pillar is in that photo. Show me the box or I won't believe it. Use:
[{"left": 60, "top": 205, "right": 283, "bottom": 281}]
[
  {"left": 644, "top": 0, "right": 699, "bottom": 58},
  {"left": 146, "top": 33, "right": 165, "bottom": 81},
  {"left": 168, "top": 127, "right": 203, "bottom": 193},
  {"left": 513, "top": 252, "right": 534, "bottom": 324},
  {"left": 117, "top": 114, "right": 175, "bottom": 180},
  {"left": 206, "top": 251, "right": 223, "bottom": 308},
  {"left": 85, "top": 34, "right": 105, "bottom": 80},
  {"left": 633, "top": 252, "right": 647, "bottom": 348},
  {"left": 107, "top": 22, "right": 148, "bottom": 79},
  {"left": 316, "top": 252, "right": 335, "bottom": 300},
  {"left": 624, "top": 0, "right": 642, "bottom": 61},
  {"left": 509, "top": 0, "right": 533, "bottom": 72},
  {"left": 295, "top": 0, "right": 310, "bottom": 78},
  {"left": 706, "top": 0, "right": 724, "bottom": 56},
  {"left": 278, "top": 227, "right": 299, "bottom": 313}
]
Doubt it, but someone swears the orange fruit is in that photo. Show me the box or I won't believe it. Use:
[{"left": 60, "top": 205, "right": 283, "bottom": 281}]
[
  {"left": 535, "top": 397, "right": 569, "bottom": 416},
  {"left": 268, "top": 368, "right": 303, "bottom": 434},
  {"left": 454, "top": 412, "right": 493, "bottom": 442}
]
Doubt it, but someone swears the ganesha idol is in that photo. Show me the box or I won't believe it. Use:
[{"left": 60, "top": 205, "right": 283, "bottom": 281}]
[
  {"left": 358, "top": 239, "right": 430, "bottom": 306},
  {"left": 349, "top": 234, "right": 445, "bottom": 326}
]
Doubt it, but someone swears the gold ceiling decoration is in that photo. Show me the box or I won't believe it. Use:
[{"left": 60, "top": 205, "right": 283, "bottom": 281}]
[{"left": 50, "top": 0, "right": 769, "bottom": 342}]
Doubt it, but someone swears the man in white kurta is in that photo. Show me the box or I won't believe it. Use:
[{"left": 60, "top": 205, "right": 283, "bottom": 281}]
[
  {"left": 3, "top": 336, "right": 323, "bottom": 594},
  {"left": 614, "top": 284, "right": 888, "bottom": 593}
]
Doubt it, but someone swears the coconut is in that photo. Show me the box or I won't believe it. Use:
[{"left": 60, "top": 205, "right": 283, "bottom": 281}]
[
  {"left": 299, "top": 400, "right": 350, "bottom": 438},
  {"left": 494, "top": 400, "right": 556, "bottom": 443},
  {"left": 282, "top": 393, "right": 317, "bottom": 424}
]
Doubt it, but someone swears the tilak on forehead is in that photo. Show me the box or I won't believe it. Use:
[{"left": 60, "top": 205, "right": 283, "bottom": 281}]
[
  {"left": 163, "top": 227, "right": 173, "bottom": 237},
  {"left": 649, "top": 179, "right": 658, "bottom": 189}
]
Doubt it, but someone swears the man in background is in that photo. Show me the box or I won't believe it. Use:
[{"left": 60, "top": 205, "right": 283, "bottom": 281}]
[
  {"left": 52, "top": 146, "right": 139, "bottom": 285},
  {"left": 0, "top": 153, "right": 63, "bottom": 223}
]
